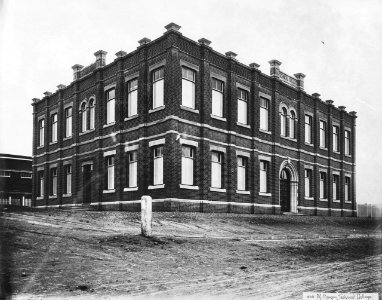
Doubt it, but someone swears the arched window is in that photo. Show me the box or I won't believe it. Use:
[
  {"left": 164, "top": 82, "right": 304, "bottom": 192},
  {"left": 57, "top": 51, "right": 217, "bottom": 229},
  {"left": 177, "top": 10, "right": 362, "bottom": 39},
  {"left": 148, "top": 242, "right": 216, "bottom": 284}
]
[
  {"left": 280, "top": 107, "right": 287, "bottom": 136},
  {"left": 289, "top": 110, "right": 296, "bottom": 139},
  {"left": 80, "top": 102, "right": 87, "bottom": 132},
  {"left": 280, "top": 169, "right": 290, "bottom": 180},
  {"left": 89, "top": 98, "right": 95, "bottom": 130}
]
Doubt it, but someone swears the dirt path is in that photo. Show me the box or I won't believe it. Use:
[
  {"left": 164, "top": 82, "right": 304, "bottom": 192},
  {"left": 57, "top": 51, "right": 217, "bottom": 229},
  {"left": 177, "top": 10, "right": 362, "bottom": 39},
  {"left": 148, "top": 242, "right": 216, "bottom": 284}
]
[{"left": 1, "top": 211, "right": 380, "bottom": 299}]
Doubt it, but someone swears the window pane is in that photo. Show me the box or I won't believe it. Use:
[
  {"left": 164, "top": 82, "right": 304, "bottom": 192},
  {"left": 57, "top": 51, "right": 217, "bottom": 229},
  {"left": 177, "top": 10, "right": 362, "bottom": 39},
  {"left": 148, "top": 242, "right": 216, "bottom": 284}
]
[
  {"left": 181, "top": 157, "right": 194, "bottom": 185},
  {"left": 89, "top": 106, "right": 95, "bottom": 129},
  {"left": 260, "top": 107, "right": 268, "bottom": 131},
  {"left": 154, "top": 156, "right": 163, "bottom": 185},
  {"left": 128, "top": 90, "right": 138, "bottom": 117},
  {"left": 129, "top": 161, "right": 137, "bottom": 187},
  {"left": 153, "top": 79, "right": 164, "bottom": 108},
  {"left": 211, "top": 162, "right": 222, "bottom": 188},
  {"left": 212, "top": 90, "right": 223, "bottom": 117},
  {"left": 238, "top": 99, "right": 247, "bottom": 124},
  {"left": 237, "top": 157, "right": 246, "bottom": 190},
  {"left": 260, "top": 169, "right": 267, "bottom": 193},
  {"left": 182, "top": 79, "right": 195, "bottom": 108}
]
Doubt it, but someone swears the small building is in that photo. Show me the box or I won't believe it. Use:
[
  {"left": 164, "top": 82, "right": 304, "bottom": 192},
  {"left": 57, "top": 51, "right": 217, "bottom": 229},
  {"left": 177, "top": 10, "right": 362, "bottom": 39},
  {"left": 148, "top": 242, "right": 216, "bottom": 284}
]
[
  {"left": 0, "top": 153, "right": 32, "bottom": 206},
  {"left": 31, "top": 23, "right": 357, "bottom": 216}
]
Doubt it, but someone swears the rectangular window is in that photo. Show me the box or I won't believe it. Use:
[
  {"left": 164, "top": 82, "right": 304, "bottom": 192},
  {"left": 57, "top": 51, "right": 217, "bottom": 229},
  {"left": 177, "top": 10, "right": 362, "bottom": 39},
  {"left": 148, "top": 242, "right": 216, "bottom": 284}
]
[
  {"left": 153, "top": 68, "right": 164, "bottom": 109},
  {"left": 345, "top": 177, "right": 351, "bottom": 201},
  {"left": 305, "top": 115, "right": 312, "bottom": 144},
  {"left": 38, "top": 171, "right": 44, "bottom": 197},
  {"left": 211, "top": 78, "right": 224, "bottom": 117},
  {"left": 127, "top": 151, "right": 138, "bottom": 188},
  {"left": 50, "top": 168, "right": 57, "bottom": 196},
  {"left": 181, "top": 145, "right": 194, "bottom": 185},
  {"left": 333, "top": 175, "right": 339, "bottom": 200},
  {"left": 211, "top": 151, "right": 223, "bottom": 188},
  {"left": 153, "top": 146, "right": 164, "bottom": 185},
  {"left": 319, "top": 172, "right": 326, "bottom": 199},
  {"left": 345, "top": 130, "right": 351, "bottom": 155},
  {"left": 237, "top": 156, "right": 247, "bottom": 191},
  {"left": 51, "top": 113, "right": 57, "bottom": 143},
  {"left": 237, "top": 89, "right": 248, "bottom": 124},
  {"left": 259, "top": 161, "right": 269, "bottom": 193},
  {"left": 0, "top": 171, "right": 11, "bottom": 177},
  {"left": 333, "top": 126, "right": 339, "bottom": 152},
  {"left": 106, "top": 89, "right": 115, "bottom": 124},
  {"left": 304, "top": 169, "right": 312, "bottom": 198},
  {"left": 127, "top": 79, "right": 138, "bottom": 117},
  {"left": 182, "top": 68, "right": 196, "bottom": 109},
  {"left": 260, "top": 97, "right": 269, "bottom": 131},
  {"left": 320, "top": 120, "right": 327, "bottom": 148},
  {"left": 39, "top": 119, "right": 44, "bottom": 146},
  {"left": 105, "top": 156, "right": 115, "bottom": 190},
  {"left": 65, "top": 165, "right": 72, "bottom": 194},
  {"left": 65, "top": 107, "right": 72, "bottom": 138},
  {"left": 20, "top": 172, "right": 32, "bottom": 178}
]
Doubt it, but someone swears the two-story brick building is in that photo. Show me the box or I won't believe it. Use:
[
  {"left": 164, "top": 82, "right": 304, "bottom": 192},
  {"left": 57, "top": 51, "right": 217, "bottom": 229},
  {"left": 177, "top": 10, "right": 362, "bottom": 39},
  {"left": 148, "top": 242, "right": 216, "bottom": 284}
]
[{"left": 31, "top": 23, "right": 357, "bottom": 216}]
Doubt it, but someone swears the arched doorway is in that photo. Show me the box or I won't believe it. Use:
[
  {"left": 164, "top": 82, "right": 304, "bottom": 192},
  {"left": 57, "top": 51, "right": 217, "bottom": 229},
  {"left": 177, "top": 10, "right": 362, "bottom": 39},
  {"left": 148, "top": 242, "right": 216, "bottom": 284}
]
[
  {"left": 280, "top": 169, "right": 291, "bottom": 212},
  {"left": 279, "top": 160, "right": 299, "bottom": 213}
]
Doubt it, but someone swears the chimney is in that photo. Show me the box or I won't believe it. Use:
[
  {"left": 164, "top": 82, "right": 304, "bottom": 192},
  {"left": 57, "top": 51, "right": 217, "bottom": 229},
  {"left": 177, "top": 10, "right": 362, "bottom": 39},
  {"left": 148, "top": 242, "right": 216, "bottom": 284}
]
[
  {"left": 325, "top": 99, "right": 334, "bottom": 105},
  {"left": 43, "top": 91, "right": 52, "bottom": 97},
  {"left": 338, "top": 106, "right": 346, "bottom": 111},
  {"left": 269, "top": 60, "right": 282, "bottom": 78},
  {"left": 72, "top": 64, "right": 83, "bottom": 81},
  {"left": 312, "top": 93, "right": 321, "bottom": 99},
  {"left": 32, "top": 98, "right": 40, "bottom": 103},
  {"left": 57, "top": 84, "right": 66, "bottom": 90},
  {"left": 164, "top": 22, "right": 181, "bottom": 33},
  {"left": 225, "top": 51, "right": 237, "bottom": 59},
  {"left": 115, "top": 51, "right": 127, "bottom": 59},
  {"left": 94, "top": 50, "right": 107, "bottom": 68},
  {"left": 249, "top": 62, "right": 260, "bottom": 69},
  {"left": 349, "top": 111, "right": 357, "bottom": 117},
  {"left": 198, "top": 38, "right": 211, "bottom": 46},
  {"left": 138, "top": 38, "right": 151, "bottom": 46},
  {"left": 294, "top": 73, "right": 306, "bottom": 91}
]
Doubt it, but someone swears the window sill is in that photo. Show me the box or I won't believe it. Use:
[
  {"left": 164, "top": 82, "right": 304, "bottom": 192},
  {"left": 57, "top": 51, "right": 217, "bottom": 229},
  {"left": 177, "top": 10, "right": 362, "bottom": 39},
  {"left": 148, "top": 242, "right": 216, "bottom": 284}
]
[
  {"left": 103, "top": 122, "right": 115, "bottom": 128},
  {"left": 281, "top": 136, "right": 297, "bottom": 142},
  {"left": 148, "top": 184, "right": 165, "bottom": 189},
  {"left": 320, "top": 198, "right": 328, "bottom": 202},
  {"left": 49, "top": 195, "right": 57, "bottom": 199},
  {"left": 63, "top": 136, "right": 72, "bottom": 141},
  {"left": 149, "top": 106, "right": 165, "bottom": 113},
  {"left": 304, "top": 142, "right": 314, "bottom": 147},
  {"left": 180, "top": 105, "right": 199, "bottom": 114},
  {"left": 259, "top": 192, "right": 271, "bottom": 197},
  {"left": 210, "top": 187, "right": 226, "bottom": 193},
  {"left": 49, "top": 141, "right": 58, "bottom": 145},
  {"left": 236, "top": 122, "right": 250, "bottom": 129},
  {"left": 236, "top": 190, "right": 250, "bottom": 195},
  {"left": 210, "top": 114, "right": 226, "bottom": 121},
  {"left": 333, "top": 199, "right": 340, "bottom": 203},
  {"left": 124, "top": 187, "right": 138, "bottom": 192},
  {"left": 36, "top": 196, "right": 44, "bottom": 200},
  {"left": 319, "top": 147, "right": 328, "bottom": 151},
  {"left": 37, "top": 145, "right": 44, "bottom": 149},
  {"left": 180, "top": 184, "right": 199, "bottom": 190},
  {"left": 305, "top": 197, "right": 314, "bottom": 200},
  {"left": 103, "top": 189, "right": 115, "bottom": 194},
  {"left": 259, "top": 129, "right": 271, "bottom": 135},
  {"left": 345, "top": 201, "right": 352, "bottom": 203},
  {"left": 63, "top": 193, "right": 72, "bottom": 197},
  {"left": 79, "top": 129, "right": 95, "bottom": 136},
  {"left": 124, "top": 115, "right": 139, "bottom": 121},
  {"left": 345, "top": 154, "right": 352, "bottom": 158},
  {"left": 333, "top": 151, "right": 340, "bottom": 154}
]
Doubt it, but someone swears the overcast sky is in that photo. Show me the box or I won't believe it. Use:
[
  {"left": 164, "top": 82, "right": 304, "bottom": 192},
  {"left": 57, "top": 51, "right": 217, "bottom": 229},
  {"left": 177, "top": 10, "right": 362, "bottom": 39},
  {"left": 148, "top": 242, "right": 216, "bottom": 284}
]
[{"left": 0, "top": 0, "right": 381, "bottom": 205}]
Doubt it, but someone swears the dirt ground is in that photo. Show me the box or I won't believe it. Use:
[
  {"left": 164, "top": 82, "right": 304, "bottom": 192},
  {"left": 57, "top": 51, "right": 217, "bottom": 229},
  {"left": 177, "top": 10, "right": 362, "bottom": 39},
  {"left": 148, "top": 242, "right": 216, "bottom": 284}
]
[{"left": 0, "top": 209, "right": 381, "bottom": 299}]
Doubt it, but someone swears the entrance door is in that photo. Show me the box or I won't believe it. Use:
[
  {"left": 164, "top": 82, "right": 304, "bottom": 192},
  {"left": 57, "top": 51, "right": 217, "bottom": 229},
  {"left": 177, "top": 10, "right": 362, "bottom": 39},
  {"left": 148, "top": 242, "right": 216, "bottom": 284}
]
[
  {"left": 83, "top": 164, "right": 92, "bottom": 204},
  {"left": 280, "top": 169, "right": 291, "bottom": 212}
]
